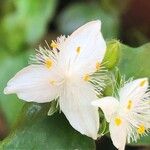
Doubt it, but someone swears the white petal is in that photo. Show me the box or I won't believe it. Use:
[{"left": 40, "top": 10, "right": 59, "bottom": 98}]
[
  {"left": 59, "top": 80, "right": 99, "bottom": 139},
  {"left": 109, "top": 118, "right": 127, "bottom": 150},
  {"left": 4, "top": 65, "right": 59, "bottom": 103},
  {"left": 58, "top": 20, "right": 106, "bottom": 75},
  {"left": 92, "top": 97, "right": 119, "bottom": 122},
  {"left": 119, "top": 78, "right": 149, "bottom": 103}
]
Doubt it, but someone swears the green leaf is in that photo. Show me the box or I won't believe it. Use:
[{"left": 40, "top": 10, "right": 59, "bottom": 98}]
[
  {"left": 47, "top": 100, "right": 59, "bottom": 116},
  {"left": 103, "top": 40, "right": 120, "bottom": 69},
  {"left": 100, "top": 0, "right": 130, "bottom": 15},
  {"left": 132, "top": 134, "right": 150, "bottom": 146},
  {"left": 57, "top": 3, "right": 120, "bottom": 39},
  {"left": 118, "top": 43, "right": 150, "bottom": 78},
  {"left": 0, "top": 51, "right": 30, "bottom": 127},
  {"left": 0, "top": 103, "right": 96, "bottom": 150},
  {"left": 98, "top": 110, "right": 109, "bottom": 136},
  {"left": 0, "top": 0, "right": 57, "bottom": 53},
  {"left": 129, "top": 134, "right": 150, "bottom": 146}
]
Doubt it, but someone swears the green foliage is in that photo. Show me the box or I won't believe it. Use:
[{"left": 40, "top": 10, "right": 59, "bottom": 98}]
[
  {"left": 100, "top": 0, "right": 129, "bottom": 15},
  {"left": 103, "top": 40, "right": 120, "bottom": 69},
  {"left": 0, "top": 103, "right": 96, "bottom": 150},
  {"left": 118, "top": 43, "right": 150, "bottom": 78},
  {"left": 133, "top": 134, "right": 150, "bottom": 146},
  {"left": 98, "top": 110, "right": 109, "bottom": 136},
  {"left": 0, "top": 0, "right": 57, "bottom": 53},
  {"left": 47, "top": 100, "right": 59, "bottom": 116},
  {"left": 57, "top": 3, "right": 120, "bottom": 39}
]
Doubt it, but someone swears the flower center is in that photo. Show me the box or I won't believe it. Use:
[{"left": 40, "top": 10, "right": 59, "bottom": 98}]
[{"left": 114, "top": 117, "right": 122, "bottom": 126}]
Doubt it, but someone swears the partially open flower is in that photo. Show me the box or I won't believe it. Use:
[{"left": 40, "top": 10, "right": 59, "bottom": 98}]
[
  {"left": 92, "top": 78, "right": 150, "bottom": 149},
  {"left": 4, "top": 20, "right": 106, "bottom": 139}
]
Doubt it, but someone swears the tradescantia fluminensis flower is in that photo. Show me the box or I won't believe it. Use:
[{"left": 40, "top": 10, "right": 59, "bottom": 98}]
[
  {"left": 4, "top": 20, "right": 107, "bottom": 139},
  {"left": 92, "top": 78, "right": 150, "bottom": 150}
]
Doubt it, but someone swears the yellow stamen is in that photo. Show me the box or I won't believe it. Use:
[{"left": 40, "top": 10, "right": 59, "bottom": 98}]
[
  {"left": 83, "top": 74, "right": 90, "bottom": 81},
  {"left": 137, "top": 125, "right": 145, "bottom": 134},
  {"left": 50, "top": 80, "right": 56, "bottom": 86},
  {"left": 114, "top": 117, "right": 122, "bottom": 126},
  {"left": 76, "top": 47, "right": 81, "bottom": 54},
  {"left": 50, "top": 40, "right": 57, "bottom": 49},
  {"left": 45, "top": 59, "right": 53, "bottom": 69},
  {"left": 127, "top": 100, "right": 133, "bottom": 110},
  {"left": 140, "top": 80, "right": 147, "bottom": 87},
  {"left": 96, "top": 62, "right": 101, "bottom": 71}
]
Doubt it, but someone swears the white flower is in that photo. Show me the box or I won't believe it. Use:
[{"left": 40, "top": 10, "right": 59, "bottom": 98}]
[
  {"left": 92, "top": 78, "right": 150, "bottom": 149},
  {"left": 4, "top": 20, "right": 106, "bottom": 139}
]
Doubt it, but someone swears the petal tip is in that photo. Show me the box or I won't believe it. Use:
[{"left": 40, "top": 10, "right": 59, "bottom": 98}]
[
  {"left": 92, "top": 134, "right": 98, "bottom": 140},
  {"left": 90, "top": 20, "right": 101, "bottom": 29},
  {"left": 3, "top": 87, "right": 9, "bottom": 94},
  {"left": 94, "top": 19, "right": 101, "bottom": 25},
  {"left": 3, "top": 86, "right": 14, "bottom": 95},
  {"left": 80, "top": 20, "right": 101, "bottom": 32}
]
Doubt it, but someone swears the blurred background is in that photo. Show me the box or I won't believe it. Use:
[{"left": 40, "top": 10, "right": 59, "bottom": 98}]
[{"left": 0, "top": 0, "right": 150, "bottom": 149}]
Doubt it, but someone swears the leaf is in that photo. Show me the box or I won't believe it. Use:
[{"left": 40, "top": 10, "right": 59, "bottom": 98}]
[
  {"left": 57, "top": 3, "right": 120, "bottom": 39},
  {"left": 47, "top": 100, "right": 59, "bottom": 116},
  {"left": 0, "top": 0, "right": 57, "bottom": 53},
  {"left": 103, "top": 40, "right": 120, "bottom": 69},
  {"left": 118, "top": 43, "right": 150, "bottom": 78},
  {"left": 131, "top": 134, "right": 150, "bottom": 146},
  {"left": 98, "top": 110, "right": 109, "bottom": 136},
  {"left": 0, "top": 103, "right": 96, "bottom": 150},
  {"left": 0, "top": 51, "right": 30, "bottom": 127}
]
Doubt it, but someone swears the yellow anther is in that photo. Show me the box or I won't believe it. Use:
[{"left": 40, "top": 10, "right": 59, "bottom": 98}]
[
  {"left": 50, "top": 80, "right": 56, "bottom": 86},
  {"left": 76, "top": 47, "right": 81, "bottom": 54},
  {"left": 114, "top": 117, "right": 122, "bottom": 126},
  {"left": 137, "top": 125, "right": 145, "bottom": 134},
  {"left": 45, "top": 59, "right": 53, "bottom": 69},
  {"left": 127, "top": 100, "right": 133, "bottom": 110},
  {"left": 96, "top": 62, "right": 101, "bottom": 71},
  {"left": 140, "top": 80, "right": 147, "bottom": 87},
  {"left": 83, "top": 74, "right": 90, "bottom": 81},
  {"left": 50, "top": 40, "right": 57, "bottom": 49}
]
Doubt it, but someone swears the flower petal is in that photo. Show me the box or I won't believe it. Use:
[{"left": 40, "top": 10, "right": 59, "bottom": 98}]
[
  {"left": 58, "top": 20, "right": 106, "bottom": 75},
  {"left": 119, "top": 78, "right": 149, "bottom": 103},
  {"left": 109, "top": 118, "right": 127, "bottom": 150},
  {"left": 4, "top": 65, "right": 59, "bottom": 103},
  {"left": 59, "top": 81, "right": 99, "bottom": 139},
  {"left": 92, "top": 97, "right": 119, "bottom": 122}
]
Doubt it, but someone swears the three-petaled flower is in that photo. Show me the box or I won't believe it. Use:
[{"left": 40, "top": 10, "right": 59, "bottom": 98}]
[
  {"left": 4, "top": 20, "right": 106, "bottom": 139},
  {"left": 92, "top": 78, "right": 150, "bottom": 150}
]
